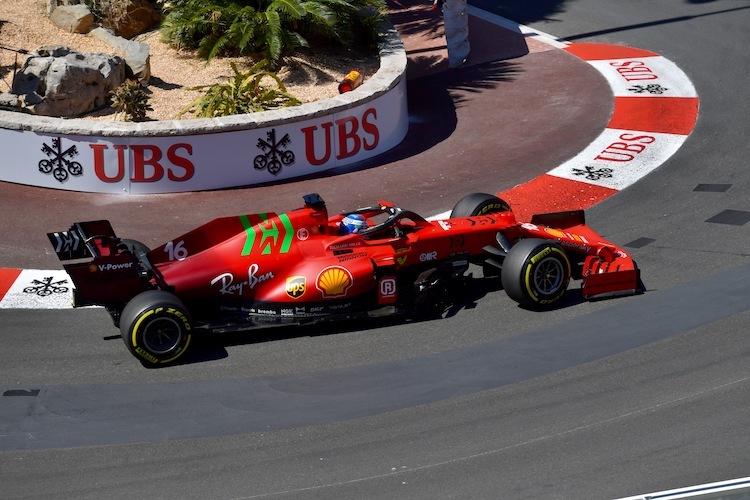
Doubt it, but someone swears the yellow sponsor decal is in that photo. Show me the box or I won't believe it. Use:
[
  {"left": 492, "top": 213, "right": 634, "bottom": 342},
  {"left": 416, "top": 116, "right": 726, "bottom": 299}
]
[
  {"left": 286, "top": 276, "right": 306, "bottom": 299},
  {"left": 316, "top": 266, "right": 353, "bottom": 298}
]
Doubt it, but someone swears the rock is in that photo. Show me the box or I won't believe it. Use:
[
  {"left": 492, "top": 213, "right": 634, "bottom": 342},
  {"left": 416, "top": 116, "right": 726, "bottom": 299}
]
[
  {"left": 11, "top": 46, "right": 126, "bottom": 117},
  {"left": 90, "top": 27, "right": 151, "bottom": 84},
  {"left": 34, "top": 46, "right": 74, "bottom": 58},
  {"left": 123, "top": 40, "right": 151, "bottom": 83},
  {"left": 49, "top": 4, "right": 94, "bottom": 34},
  {"left": 48, "top": 0, "right": 161, "bottom": 39},
  {"left": 0, "top": 93, "right": 22, "bottom": 111},
  {"left": 98, "top": 0, "right": 161, "bottom": 39}
]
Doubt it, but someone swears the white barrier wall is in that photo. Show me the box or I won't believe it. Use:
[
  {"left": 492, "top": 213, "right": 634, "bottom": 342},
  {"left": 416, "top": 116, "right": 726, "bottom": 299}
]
[{"left": 0, "top": 28, "right": 408, "bottom": 194}]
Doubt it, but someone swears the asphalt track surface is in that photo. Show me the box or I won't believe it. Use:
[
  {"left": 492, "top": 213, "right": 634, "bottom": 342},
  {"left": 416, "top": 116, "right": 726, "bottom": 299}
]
[{"left": 2, "top": 1, "right": 750, "bottom": 499}]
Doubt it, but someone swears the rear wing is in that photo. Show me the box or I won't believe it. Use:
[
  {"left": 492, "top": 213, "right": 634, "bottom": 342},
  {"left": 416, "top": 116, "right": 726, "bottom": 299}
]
[
  {"left": 47, "top": 220, "right": 119, "bottom": 261},
  {"left": 47, "top": 220, "right": 154, "bottom": 309}
]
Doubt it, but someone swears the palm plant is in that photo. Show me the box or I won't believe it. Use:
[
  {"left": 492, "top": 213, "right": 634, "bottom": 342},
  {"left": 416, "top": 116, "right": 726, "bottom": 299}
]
[
  {"left": 178, "top": 60, "right": 301, "bottom": 118},
  {"left": 161, "top": 0, "right": 386, "bottom": 66}
]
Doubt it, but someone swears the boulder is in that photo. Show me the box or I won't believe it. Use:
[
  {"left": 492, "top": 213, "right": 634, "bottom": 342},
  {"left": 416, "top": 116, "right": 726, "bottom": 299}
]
[
  {"left": 49, "top": 4, "right": 94, "bottom": 34},
  {"left": 90, "top": 27, "right": 151, "bottom": 83},
  {"left": 0, "top": 93, "right": 22, "bottom": 111},
  {"left": 11, "top": 46, "right": 126, "bottom": 117},
  {"left": 124, "top": 40, "right": 151, "bottom": 83},
  {"left": 48, "top": 0, "right": 161, "bottom": 39},
  {"left": 98, "top": 0, "right": 161, "bottom": 39}
]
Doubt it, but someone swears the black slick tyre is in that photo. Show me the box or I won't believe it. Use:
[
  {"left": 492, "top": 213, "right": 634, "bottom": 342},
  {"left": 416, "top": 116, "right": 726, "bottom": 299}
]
[
  {"left": 120, "top": 290, "right": 192, "bottom": 366},
  {"left": 501, "top": 239, "right": 571, "bottom": 308},
  {"left": 450, "top": 193, "right": 511, "bottom": 218}
]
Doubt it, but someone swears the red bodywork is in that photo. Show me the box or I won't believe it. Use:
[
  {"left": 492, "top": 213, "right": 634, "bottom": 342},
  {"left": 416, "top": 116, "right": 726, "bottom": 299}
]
[{"left": 48, "top": 194, "right": 639, "bottom": 328}]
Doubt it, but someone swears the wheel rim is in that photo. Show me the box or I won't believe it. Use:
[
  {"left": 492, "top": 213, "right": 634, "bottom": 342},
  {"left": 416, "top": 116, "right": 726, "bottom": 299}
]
[
  {"left": 534, "top": 256, "right": 565, "bottom": 295},
  {"left": 142, "top": 316, "right": 183, "bottom": 355}
]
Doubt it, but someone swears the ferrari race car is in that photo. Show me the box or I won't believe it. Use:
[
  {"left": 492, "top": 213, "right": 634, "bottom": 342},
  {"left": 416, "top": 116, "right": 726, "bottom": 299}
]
[{"left": 48, "top": 193, "right": 640, "bottom": 366}]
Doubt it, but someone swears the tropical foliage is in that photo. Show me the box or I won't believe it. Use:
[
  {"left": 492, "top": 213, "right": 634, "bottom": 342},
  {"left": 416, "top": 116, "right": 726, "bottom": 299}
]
[
  {"left": 178, "top": 61, "right": 301, "bottom": 118},
  {"left": 160, "top": 0, "right": 387, "bottom": 66}
]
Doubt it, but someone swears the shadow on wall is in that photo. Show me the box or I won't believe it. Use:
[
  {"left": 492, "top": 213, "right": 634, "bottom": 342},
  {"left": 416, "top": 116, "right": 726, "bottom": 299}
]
[
  {"left": 235, "top": 57, "right": 523, "bottom": 189},
  {"left": 335, "top": 58, "right": 523, "bottom": 173}
]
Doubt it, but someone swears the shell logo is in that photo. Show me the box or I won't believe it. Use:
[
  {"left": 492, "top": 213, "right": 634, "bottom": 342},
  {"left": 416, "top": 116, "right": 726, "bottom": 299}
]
[{"left": 316, "top": 266, "right": 353, "bottom": 298}]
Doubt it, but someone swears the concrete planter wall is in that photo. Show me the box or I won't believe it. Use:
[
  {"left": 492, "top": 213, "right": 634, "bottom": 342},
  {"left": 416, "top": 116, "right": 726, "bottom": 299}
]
[{"left": 0, "top": 26, "right": 408, "bottom": 194}]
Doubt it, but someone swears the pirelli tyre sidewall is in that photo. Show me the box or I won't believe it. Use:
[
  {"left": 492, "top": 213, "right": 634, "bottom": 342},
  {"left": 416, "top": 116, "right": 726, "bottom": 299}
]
[
  {"left": 120, "top": 290, "right": 192, "bottom": 366},
  {"left": 449, "top": 192, "right": 511, "bottom": 218},
  {"left": 502, "top": 239, "right": 571, "bottom": 308}
]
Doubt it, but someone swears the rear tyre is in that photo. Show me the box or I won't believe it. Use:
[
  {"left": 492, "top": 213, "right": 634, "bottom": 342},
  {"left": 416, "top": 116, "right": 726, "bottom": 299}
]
[
  {"left": 120, "top": 290, "right": 192, "bottom": 366},
  {"left": 450, "top": 193, "right": 511, "bottom": 218},
  {"left": 501, "top": 239, "right": 571, "bottom": 308}
]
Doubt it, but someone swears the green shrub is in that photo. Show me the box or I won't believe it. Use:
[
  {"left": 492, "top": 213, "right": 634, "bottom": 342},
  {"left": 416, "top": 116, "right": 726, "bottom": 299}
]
[
  {"left": 110, "top": 79, "right": 153, "bottom": 122},
  {"left": 160, "top": 0, "right": 386, "bottom": 66},
  {"left": 178, "top": 60, "right": 301, "bottom": 118}
]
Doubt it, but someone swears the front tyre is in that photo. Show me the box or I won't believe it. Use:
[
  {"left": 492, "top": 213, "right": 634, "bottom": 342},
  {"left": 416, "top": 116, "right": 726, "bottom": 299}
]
[
  {"left": 120, "top": 290, "right": 192, "bottom": 366},
  {"left": 450, "top": 193, "right": 511, "bottom": 278},
  {"left": 501, "top": 239, "right": 571, "bottom": 308}
]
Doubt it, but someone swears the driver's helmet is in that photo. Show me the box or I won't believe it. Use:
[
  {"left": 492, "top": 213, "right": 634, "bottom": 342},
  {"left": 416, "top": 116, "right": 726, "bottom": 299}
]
[{"left": 339, "top": 214, "right": 368, "bottom": 235}]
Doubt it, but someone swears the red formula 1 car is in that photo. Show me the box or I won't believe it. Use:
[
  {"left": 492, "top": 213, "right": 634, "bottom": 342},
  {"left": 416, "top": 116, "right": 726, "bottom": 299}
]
[{"left": 48, "top": 193, "right": 640, "bottom": 366}]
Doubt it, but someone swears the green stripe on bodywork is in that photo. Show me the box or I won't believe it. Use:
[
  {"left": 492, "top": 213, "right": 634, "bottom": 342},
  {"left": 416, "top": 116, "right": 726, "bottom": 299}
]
[
  {"left": 258, "top": 213, "right": 278, "bottom": 255},
  {"left": 280, "top": 214, "right": 294, "bottom": 253},
  {"left": 239, "top": 215, "right": 255, "bottom": 256},
  {"left": 239, "top": 213, "right": 294, "bottom": 256}
]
